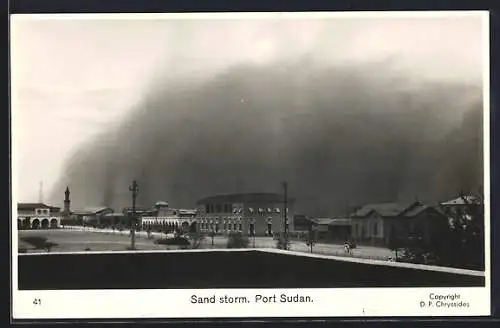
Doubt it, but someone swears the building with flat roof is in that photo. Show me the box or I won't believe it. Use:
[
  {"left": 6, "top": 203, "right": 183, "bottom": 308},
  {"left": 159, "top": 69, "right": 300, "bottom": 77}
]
[
  {"left": 195, "top": 192, "right": 295, "bottom": 236},
  {"left": 308, "top": 217, "right": 352, "bottom": 242}
]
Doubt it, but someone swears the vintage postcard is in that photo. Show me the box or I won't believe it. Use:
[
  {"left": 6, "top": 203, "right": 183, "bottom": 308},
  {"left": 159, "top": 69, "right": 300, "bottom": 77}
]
[{"left": 10, "top": 11, "right": 490, "bottom": 320}]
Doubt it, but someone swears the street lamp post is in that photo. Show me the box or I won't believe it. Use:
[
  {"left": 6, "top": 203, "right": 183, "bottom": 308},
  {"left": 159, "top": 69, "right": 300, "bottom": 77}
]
[
  {"left": 129, "top": 180, "right": 139, "bottom": 250},
  {"left": 283, "top": 181, "right": 289, "bottom": 250},
  {"left": 210, "top": 220, "right": 215, "bottom": 248}
]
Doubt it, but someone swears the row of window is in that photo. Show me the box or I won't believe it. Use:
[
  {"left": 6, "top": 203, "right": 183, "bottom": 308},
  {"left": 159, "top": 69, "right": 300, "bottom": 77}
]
[
  {"left": 199, "top": 222, "right": 278, "bottom": 235},
  {"left": 199, "top": 222, "right": 289, "bottom": 233},
  {"left": 199, "top": 222, "right": 245, "bottom": 231},
  {"left": 204, "top": 204, "right": 288, "bottom": 214},
  {"left": 205, "top": 204, "right": 234, "bottom": 214},
  {"left": 198, "top": 217, "right": 275, "bottom": 224},
  {"left": 35, "top": 209, "right": 50, "bottom": 215}
]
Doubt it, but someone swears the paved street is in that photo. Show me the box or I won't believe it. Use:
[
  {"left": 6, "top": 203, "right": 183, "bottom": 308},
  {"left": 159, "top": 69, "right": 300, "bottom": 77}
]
[{"left": 18, "top": 227, "right": 394, "bottom": 260}]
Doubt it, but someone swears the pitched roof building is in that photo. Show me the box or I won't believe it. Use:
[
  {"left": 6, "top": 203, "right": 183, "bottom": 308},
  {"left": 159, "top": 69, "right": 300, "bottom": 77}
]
[{"left": 350, "top": 201, "right": 448, "bottom": 247}]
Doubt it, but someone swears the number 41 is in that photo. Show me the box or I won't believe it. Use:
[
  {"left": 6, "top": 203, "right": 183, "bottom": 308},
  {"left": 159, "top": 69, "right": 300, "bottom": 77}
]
[{"left": 33, "top": 298, "right": 41, "bottom": 305}]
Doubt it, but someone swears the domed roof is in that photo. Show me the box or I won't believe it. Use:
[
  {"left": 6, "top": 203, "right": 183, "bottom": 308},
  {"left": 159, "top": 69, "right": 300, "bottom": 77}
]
[{"left": 155, "top": 201, "right": 169, "bottom": 207}]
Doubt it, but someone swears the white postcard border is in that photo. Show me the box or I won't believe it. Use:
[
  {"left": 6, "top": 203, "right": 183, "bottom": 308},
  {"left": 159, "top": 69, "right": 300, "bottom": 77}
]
[{"left": 10, "top": 10, "right": 491, "bottom": 320}]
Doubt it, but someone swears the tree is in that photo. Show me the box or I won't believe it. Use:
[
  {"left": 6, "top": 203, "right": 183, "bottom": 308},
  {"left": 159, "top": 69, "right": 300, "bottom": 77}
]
[
  {"left": 227, "top": 232, "right": 249, "bottom": 249},
  {"left": 208, "top": 231, "right": 216, "bottom": 247},
  {"left": 187, "top": 231, "right": 205, "bottom": 249},
  {"left": 399, "top": 232, "right": 434, "bottom": 264},
  {"left": 276, "top": 234, "right": 290, "bottom": 250},
  {"left": 439, "top": 191, "right": 484, "bottom": 270},
  {"left": 387, "top": 226, "right": 403, "bottom": 261},
  {"left": 395, "top": 190, "right": 484, "bottom": 270},
  {"left": 305, "top": 226, "right": 317, "bottom": 253}
]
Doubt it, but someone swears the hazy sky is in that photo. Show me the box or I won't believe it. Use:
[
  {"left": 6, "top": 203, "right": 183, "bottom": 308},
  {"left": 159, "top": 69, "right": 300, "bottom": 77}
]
[{"left": 11, "top": 12, "right": 487, "bottom": 205}]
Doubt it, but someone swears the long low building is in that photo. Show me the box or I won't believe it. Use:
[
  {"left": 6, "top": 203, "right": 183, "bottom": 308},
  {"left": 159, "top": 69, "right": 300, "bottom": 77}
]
[{"left": 141, "top": 201, "right": 197, "bottom": 233}]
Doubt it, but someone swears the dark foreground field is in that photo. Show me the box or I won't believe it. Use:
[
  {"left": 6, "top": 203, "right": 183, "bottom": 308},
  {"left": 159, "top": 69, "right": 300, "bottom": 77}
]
[{"left": 18, "top": 250, "right": 484, "bottom": 290}]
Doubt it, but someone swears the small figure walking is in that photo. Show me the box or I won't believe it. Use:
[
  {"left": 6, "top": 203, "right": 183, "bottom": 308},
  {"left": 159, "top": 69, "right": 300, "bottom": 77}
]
[{"left": 344, "top": 241, "right": 353, "bottom": 255}]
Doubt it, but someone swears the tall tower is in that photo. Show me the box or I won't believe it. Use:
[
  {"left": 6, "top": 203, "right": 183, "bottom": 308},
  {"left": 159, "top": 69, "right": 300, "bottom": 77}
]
[{"left": 64, "top": 186, "right": 71, "bottom": 216}]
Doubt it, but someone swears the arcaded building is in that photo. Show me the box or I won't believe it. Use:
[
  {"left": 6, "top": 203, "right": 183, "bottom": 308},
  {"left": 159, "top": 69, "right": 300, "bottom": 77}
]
[
  {"left": 141, "top": 201, "right": 198, "bottom": 233},
  {"left": 195, "top": 193, "right": 295, "bottom": 236},
  {"left": 17, "top": 203, "right": 61, "bottom": 229}
]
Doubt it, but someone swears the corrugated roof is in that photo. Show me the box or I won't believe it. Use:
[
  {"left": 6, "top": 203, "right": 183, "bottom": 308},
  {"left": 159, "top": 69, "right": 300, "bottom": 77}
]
[
  {"left": 179, "top": 209, "right": 197, "bottom": 215},
  {"left": 197, "top": 193, "right": 294, "bottom": 204},
  {"left": 310, "top": 217, "right": 352, "bottom": 226},
  {"left": 310, "top": 218, "right": 334, "bottom": 225},
  {"left": 328, "top": 218, "right": 352, "bottom": 226},
  {"left": 402, "top": 204, "right": 430, "bottom": 217},
  {"left": 73, "top": 207, "right": 113, "bottom": 215},
  {"left": 103, "top": 212, "right": 125, "bottom": 217},
  {"left": 352, "top": 202, "right": 419, "bottom": 218}
]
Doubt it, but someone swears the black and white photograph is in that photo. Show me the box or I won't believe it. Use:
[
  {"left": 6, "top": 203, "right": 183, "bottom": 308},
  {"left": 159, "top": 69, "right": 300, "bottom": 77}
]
[{"left": 11, "top": 11, "right": 490, "bottom": 319}]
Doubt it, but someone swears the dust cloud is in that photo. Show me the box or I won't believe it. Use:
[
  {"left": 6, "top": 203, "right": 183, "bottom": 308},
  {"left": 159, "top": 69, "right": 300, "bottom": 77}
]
[{"left": 49, "top": 57, "right": 483, "bottom": 216}]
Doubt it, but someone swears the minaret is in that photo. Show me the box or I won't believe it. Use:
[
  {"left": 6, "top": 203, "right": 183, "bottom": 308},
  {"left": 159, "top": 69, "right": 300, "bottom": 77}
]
[{"left": 64, "top": 186, "right": 71, "bottom": 216}]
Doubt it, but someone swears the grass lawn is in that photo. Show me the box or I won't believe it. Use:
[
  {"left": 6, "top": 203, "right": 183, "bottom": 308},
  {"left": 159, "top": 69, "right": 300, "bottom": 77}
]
[
  {"left": 18, "top": 229, "right": 168, "bottom": 252},
  {"left": 17, "top": 228, "right": 395, "bottom": 261}
]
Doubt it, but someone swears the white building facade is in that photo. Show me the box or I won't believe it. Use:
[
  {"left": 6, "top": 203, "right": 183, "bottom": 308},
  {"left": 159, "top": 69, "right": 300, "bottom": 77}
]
[{"left": 17, "top": 203, "right": 61, "bottom": 229}]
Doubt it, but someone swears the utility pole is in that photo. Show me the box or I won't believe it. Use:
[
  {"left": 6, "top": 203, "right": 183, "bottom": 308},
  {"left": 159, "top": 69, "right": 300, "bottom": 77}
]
[
  {"left": 38, "top": 181, "right": 44, "bottom": 203},
  {"left": 283, "top": 181, "right": 288, "bottom": 250},
  {"left": 129, "top": 180, "right": 139, "bottom": 250}
]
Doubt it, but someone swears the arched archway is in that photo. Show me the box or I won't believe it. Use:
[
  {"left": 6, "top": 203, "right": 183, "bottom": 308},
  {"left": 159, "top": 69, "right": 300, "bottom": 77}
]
[
  {"left": 181, "top": 221, "right": 189, "bottom": 232},
  {"left": 32, "top": 219, "right": 40, "bottom": 229},
  {"left": 23, "top": 218, "right": 31, "bottom": 229},
  {"left": 18, "top": 219, "right": 22, "bottom": 230},
  {"left": 41, "top": 219, "right": 49, "bottom": 229},
  {"left": 50, "top": 218, "right": 58, "bottom": 229}
]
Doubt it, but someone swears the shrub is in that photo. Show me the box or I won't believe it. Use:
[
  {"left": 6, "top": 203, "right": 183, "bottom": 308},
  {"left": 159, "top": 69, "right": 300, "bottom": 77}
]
[
  {"left": 186, "top": 232, "right": 205, "bottom": 249},
  {"left": 45, "top": 242, "right": 58, "bottom": 252},
  {"left": 20, "top": 236, "right": 59, "bottom": 252},
  {"left": 276, "top": 234, "right": 290, "bottom": 250},
  {"left": 226, "top": 232, "right": 249, "bottom": 249},
  {"left": 21, "top": 236, "right": 48, "bottom": 249},
  {"left": 154, "top": 237, "right": 190, "bottom": 247}
]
